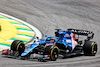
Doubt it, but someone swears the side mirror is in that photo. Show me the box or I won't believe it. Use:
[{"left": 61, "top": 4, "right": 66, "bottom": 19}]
[
  {"left": 36, "top": 37, "right": 39, "bottom": 39},
  {"left": 34, "top": 40, "right": 36, "bottom": 43},
  {"left": 34, "top": 37, "right": 39, "bottom": 43}
]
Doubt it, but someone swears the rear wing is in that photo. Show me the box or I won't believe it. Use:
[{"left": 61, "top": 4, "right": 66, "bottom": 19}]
[{"left": 68, "top": 29, "right": 94, "bottom": 40}]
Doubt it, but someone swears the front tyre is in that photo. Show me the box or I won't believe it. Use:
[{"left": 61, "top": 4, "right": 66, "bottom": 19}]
[
  {"left": 45, "top": 45, "right": 59, "bottom": 61},
  {"left": 83, "top": 41, "right": 97, "bottom": 56},
  {"left": 50, "top": 46, "right": 59, "bottom": 61},
  {"left": 11, "top": 40, "right": 25, "bottom": 56}
]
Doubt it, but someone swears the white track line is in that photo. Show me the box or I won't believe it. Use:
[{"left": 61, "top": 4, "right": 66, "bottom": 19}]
[
  {"left": 0, "top": 45, "right": 10, "bottom": 50},
  {"left": 15, "top": 35, "right": 32, "bottom": 39},
  {"left": 6, "top": 40, "right": 14, "bottom": 43},
  {"left": 18, "top": 30, "right": 35, "bottom": 34},
  {"left": 12, "top": 24, "right": 29, "bottom": 28},
  {"left": 0, "top": 12, "right": 42, "bottom": 46},
  {"left": 0, "top": 18, "right": 16, "bottom": 22}
]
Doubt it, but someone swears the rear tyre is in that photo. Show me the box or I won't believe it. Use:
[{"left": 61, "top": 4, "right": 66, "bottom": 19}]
[
  {"left": 11, "top": 40, "right": 25, "bottom": 55},
  {"left": 83, "top": 41, "right": 97, "bottom": 56},
  {"left": 45, "top": 45, "right": 59, "bottom": 61}
]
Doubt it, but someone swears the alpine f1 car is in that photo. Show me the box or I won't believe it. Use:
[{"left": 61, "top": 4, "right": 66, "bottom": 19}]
[{"left": 2, "top": 29, "right": 97, "bottom": 61}]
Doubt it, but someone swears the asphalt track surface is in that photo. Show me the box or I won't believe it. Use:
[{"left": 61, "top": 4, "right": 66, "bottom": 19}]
[{"left": 0, "top": 0, "right": 100, "bottom": 67}]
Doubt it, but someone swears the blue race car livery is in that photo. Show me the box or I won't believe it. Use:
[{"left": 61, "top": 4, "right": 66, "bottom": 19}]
[{"left": 2, "top": 29, "right": 97, "bottom": 61}]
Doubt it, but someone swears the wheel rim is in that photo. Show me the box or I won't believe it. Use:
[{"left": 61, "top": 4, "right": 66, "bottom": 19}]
[
  {"left": 17, "top": 42, "right": 25, "bottom": 51},
  {"left": 18, "top": 42, "right": 25, "bottom": 55},
  {"left": 92, "top": 43, "right": 97, "bottom": 55},
  {"left": 51, "top": 48, "right": 58, "bottom": 60},
  {"left": 19, "top": 43, "right": 25, "bottom": 51}
]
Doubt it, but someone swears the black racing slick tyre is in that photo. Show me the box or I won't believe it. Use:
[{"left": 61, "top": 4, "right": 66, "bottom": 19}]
[
  {"left": 83, "top": 41, "right": 97, "bottom": 56},
  {"left": 50, "top": 46, "right": 59, "bottom": 61},
  {"left": 45, "top": 45, "right": 59, "bottom": 61},
  {"left": 11, "top": 40, "right": 25, "bottom": 55}
]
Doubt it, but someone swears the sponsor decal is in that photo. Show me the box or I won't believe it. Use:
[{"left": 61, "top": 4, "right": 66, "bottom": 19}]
[
  {"left": 71, "top": 29, "right": 90, "bottom": 34},
  {"left": 2, "top": 49, "right": 9, "bottom": 54},
  {"left": 64, "top": 34, "right": 70, "bottom": 38},
  {"left": 66, "top": 40, "right": 71, "bottom": 43},
  {"left": 68, "top": 29, "right": 90, "bottom": 35},
  {"left": 45, "top": 43, "right": 54, "bottom": 47}
]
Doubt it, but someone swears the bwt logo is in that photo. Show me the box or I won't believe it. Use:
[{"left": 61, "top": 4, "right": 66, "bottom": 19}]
[
  {"left": 64, "top": 34, "right": 70, "bottom": 37},
  {"left": 71, "top": 30, "right": 90, "bottom": 34}
]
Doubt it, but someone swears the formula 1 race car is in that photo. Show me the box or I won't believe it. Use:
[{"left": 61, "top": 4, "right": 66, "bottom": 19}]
[{"left": 2, "top": 29, "right": 97, "bottom": 61}]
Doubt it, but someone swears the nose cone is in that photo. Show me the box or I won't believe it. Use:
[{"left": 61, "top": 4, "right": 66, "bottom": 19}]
[{"left": 21, "top": 52, "right": 27, "bottom": 56}]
